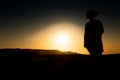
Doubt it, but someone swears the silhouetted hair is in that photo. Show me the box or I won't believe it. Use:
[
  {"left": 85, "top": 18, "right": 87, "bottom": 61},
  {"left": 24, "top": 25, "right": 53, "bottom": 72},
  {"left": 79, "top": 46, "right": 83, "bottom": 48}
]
[{"left": 86, "top": 9, "right": 98, "bottom": 19}]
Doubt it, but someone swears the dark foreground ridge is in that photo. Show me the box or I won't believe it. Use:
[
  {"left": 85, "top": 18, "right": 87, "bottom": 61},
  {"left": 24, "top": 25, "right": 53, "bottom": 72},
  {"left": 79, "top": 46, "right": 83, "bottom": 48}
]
[{"left": 0, "top": 49, "right": 120, "bottom": 80}]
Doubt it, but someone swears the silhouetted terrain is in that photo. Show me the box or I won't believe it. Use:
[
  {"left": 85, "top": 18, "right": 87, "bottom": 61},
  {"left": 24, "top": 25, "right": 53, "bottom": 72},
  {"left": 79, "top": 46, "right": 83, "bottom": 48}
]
[{"left": 0, "top": 49, "right": 120, "bottom": 80}]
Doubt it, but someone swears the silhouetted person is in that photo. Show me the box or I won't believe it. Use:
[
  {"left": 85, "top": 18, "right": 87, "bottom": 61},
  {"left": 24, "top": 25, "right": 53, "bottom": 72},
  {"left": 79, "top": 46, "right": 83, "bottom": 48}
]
[{"left": 84, "top": 9, "right": 104, "bottom": 57}]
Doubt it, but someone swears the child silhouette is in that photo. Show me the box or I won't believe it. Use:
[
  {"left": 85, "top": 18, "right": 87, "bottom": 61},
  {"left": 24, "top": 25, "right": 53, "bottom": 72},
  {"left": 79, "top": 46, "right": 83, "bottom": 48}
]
[{"left": 84, "top": 9, "right": 104, "bottom": 56}]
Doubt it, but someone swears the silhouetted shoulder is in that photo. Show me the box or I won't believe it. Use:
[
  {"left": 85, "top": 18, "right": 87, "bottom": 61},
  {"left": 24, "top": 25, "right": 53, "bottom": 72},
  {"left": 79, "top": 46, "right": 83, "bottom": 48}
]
[
  {"left": 96, "top": 20, "right": 101, "bottom": 22},
  {"left": 96, "top": 20, "right": 104, "bottom": 28},
  {"left": 85, "top": 22, "right": 90, "bottom": 27},
  {"left": 85, "top": 20, "right": 103, "bottom": 27},
  {"left": 96, "top": 20, "right": 103, "bottom": 24}
]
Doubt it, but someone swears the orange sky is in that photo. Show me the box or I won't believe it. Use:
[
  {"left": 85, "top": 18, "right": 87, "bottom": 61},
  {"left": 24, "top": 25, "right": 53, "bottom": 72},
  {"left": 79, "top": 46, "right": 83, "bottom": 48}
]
[
  {"left": 0, "top": 0, "right": 120, "bottom": 55},
  {"left": 1, "top": 22, "right": 119, "bottom": 55}
]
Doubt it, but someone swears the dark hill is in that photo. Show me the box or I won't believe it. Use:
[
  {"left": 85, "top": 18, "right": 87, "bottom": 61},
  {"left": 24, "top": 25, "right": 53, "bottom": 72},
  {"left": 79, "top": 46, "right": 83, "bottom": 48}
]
[{"left": 0, "top": 49, "right": 120, "bottom": 80}]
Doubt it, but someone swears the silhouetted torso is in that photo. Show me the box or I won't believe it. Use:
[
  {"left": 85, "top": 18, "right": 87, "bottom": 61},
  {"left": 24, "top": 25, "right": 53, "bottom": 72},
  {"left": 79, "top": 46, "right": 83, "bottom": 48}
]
[{"left": 84, "top": 19, "right": 104, "bottom": 55}]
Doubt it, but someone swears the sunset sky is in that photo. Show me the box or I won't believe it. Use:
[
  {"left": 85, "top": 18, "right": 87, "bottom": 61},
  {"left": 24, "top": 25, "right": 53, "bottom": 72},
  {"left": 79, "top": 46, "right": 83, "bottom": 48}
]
[{"left": 0, "top": 0, "right": 120, "bottom": 54}]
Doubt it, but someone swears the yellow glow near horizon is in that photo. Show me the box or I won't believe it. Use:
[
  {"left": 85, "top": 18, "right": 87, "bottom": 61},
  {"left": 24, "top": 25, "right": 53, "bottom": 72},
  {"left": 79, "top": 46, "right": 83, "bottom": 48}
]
[
  {"left": 1, "top": 22, "right": 120, "bottom": 54},
  {"left": 29, "top": 22, "right": 86, "bottom": 53}
]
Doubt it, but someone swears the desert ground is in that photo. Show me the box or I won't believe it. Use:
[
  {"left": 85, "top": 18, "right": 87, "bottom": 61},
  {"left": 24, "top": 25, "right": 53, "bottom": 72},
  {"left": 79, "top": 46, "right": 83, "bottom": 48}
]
[{"left": 0, "top": 49, "right": 119, "bottom": 80}]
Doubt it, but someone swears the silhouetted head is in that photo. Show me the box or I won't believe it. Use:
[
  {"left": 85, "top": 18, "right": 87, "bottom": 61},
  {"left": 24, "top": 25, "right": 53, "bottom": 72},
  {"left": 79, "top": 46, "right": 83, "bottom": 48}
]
[{"left": 86, "top": 9, "right": 98, "bottom": 19}]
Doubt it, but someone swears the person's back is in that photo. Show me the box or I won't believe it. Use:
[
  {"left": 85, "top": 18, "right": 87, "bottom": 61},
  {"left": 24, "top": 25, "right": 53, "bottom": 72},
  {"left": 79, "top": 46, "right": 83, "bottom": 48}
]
[{"left": 84, "top": 9, "right": 104, "bottom": 56}]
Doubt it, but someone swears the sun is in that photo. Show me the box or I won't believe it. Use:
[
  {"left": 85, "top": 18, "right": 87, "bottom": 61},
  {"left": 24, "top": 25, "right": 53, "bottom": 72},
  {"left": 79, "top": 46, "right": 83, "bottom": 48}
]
[
  {"left": 56, "top": 34, "right": 69, "bottom": 46},
  {"left": 55, "top": 33, "right": 69, "bottom": 50},
  {"left": 30, "top": 22, "right": 85, "bottom": 53}
]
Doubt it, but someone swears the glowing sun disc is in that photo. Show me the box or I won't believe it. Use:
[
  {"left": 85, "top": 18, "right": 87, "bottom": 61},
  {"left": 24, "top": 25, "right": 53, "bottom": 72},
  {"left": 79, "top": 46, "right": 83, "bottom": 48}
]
[{"left": 55, "top": 33, "right": 69, "bottom": 47}]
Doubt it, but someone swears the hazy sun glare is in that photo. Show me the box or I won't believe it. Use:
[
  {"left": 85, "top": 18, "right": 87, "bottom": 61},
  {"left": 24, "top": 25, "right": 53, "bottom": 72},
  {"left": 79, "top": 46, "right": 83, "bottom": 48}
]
[
  {"left": 29, "top": 22, "right": 86, "bottom": 53},
  {"left": 55, "top": 33, "right": 70, "bottom": 50}
]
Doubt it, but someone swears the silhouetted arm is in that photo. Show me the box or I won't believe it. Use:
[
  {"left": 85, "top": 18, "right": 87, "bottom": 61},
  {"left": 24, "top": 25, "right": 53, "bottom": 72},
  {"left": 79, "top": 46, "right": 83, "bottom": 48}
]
[
  {"left": 98, "top": 20, "right": 104, "bottom": 35},
  {"left": 84, "top": 24, "right": 88, "bottom": 48}
]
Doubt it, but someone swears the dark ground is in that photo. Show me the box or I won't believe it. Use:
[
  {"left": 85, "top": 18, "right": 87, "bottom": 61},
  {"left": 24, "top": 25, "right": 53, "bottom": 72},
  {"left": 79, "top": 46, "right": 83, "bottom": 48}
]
[{"left": 0, "top": 49, "right": 120, "bottom": 80}]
